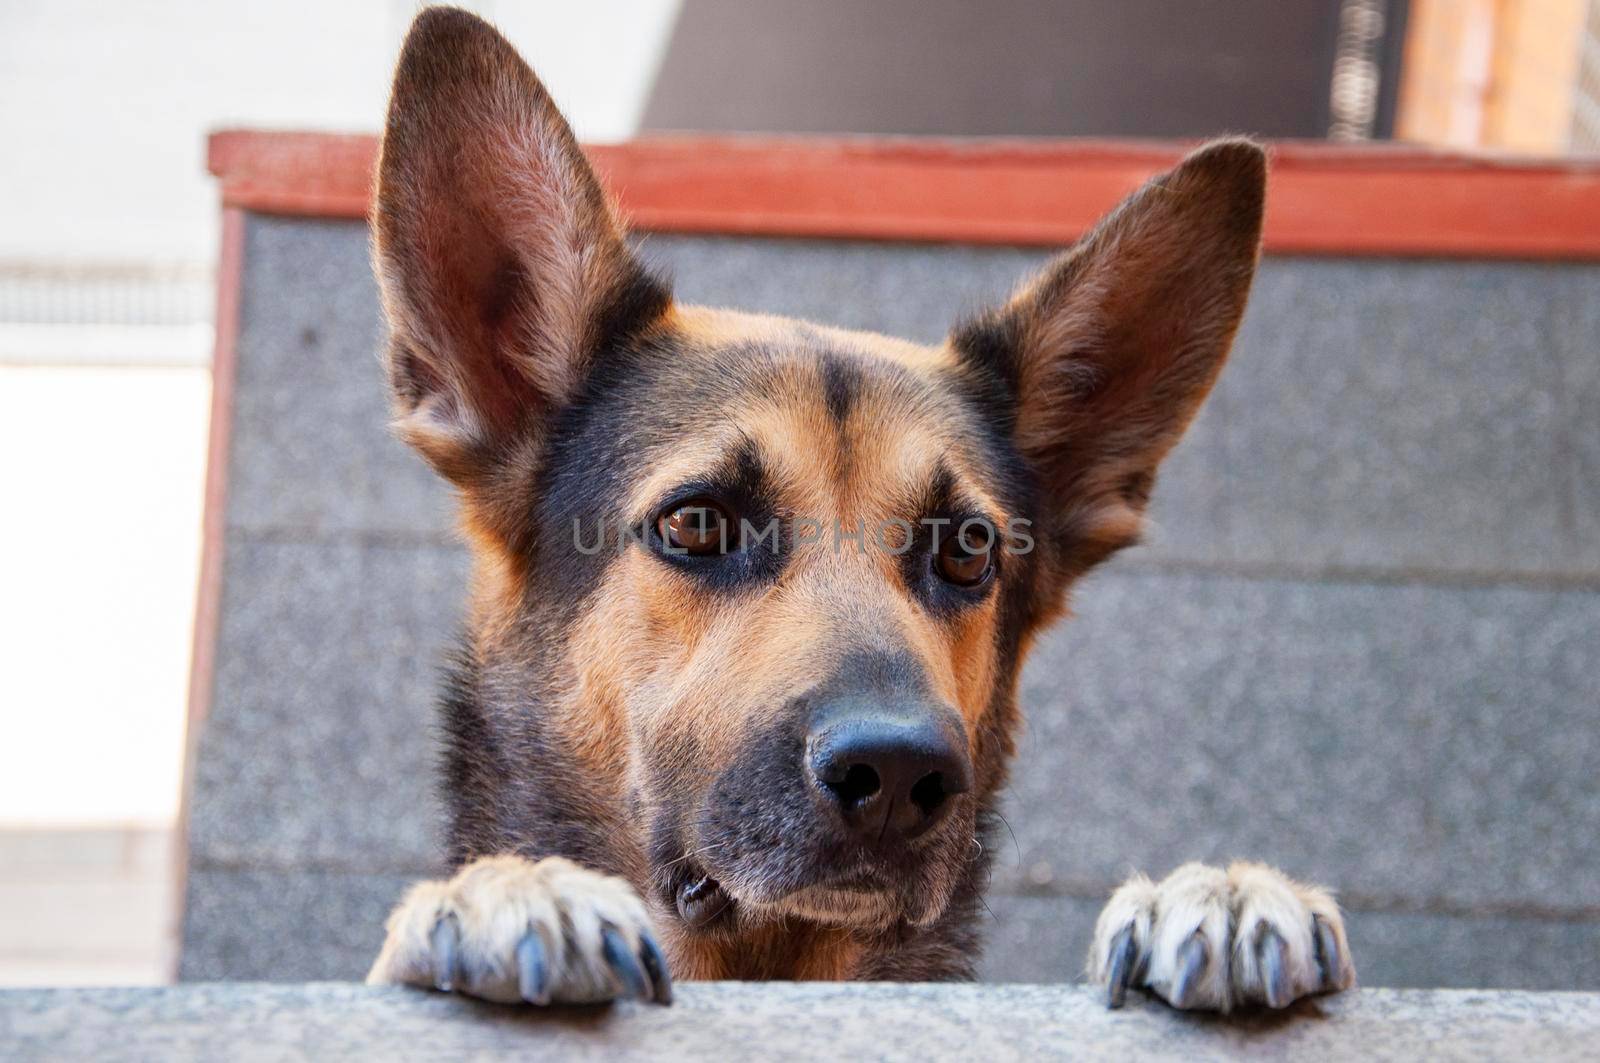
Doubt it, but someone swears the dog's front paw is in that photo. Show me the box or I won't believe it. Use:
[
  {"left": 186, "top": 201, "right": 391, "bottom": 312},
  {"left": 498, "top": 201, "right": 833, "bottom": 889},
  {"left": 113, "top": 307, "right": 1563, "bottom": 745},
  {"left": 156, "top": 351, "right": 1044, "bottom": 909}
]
[
  {"left": 1087, "top": 861, "right": 1353, "bottom": 1012},
  {"left": 366, "top": 855, "right": 672, "bottom": 1005}
]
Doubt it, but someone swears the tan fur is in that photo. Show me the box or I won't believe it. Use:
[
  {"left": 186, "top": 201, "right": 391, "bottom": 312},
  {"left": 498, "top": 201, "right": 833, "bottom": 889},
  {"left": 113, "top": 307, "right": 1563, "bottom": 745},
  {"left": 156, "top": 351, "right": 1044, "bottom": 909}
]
[{"left": 669, "top": 304, "right": 950, "bottom": 372}]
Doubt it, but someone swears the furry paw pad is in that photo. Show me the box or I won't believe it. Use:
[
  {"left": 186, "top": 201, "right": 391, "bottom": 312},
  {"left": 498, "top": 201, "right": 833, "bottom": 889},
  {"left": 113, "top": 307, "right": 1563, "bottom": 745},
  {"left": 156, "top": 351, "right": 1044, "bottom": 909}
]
[
  {"left": 367, "top": 855, "right": 671, "bottom": 1005},
  {"left": 1087, "top": 861, "right": 1353, "bottom": 1012}
]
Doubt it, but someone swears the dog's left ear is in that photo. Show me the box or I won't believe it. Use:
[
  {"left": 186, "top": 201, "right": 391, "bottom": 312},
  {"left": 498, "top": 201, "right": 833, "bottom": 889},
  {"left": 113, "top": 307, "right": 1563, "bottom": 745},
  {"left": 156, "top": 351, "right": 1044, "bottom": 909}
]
[
  {"left": 952, "top": 139, "right": 1265, "bottom": 576},
  {"left": 373, "top": 8, "right": 670, "bottom": 487}
]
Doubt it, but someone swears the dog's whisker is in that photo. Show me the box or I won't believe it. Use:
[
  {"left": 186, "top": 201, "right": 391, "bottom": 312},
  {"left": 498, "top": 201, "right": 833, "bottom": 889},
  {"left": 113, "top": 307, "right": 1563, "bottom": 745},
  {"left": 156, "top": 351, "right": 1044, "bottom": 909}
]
[
  {"left": 654, "top": 843, "right": 726, "bottom": 881},
  {"left": 993, "top": 811, "right": 1021, "bottom": 869}
]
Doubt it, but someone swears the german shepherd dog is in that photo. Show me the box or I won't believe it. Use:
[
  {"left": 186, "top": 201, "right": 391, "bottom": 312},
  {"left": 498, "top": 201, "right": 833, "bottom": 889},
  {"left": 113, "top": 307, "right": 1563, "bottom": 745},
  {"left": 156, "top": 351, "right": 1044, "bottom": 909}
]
[{"left": 366, "top": 8, "right": 1355, "bottom": 1013}]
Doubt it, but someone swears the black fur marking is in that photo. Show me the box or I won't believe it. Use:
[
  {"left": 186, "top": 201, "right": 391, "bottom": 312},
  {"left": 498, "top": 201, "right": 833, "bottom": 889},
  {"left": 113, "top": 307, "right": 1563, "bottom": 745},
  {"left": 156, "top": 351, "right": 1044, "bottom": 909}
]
[
  {"left": 819, "top": 352, "right": 860, "bottom": 427},
  {"left": 645, "top": 787, "right": 700, "bottom": 914},
  {"left": 526, "top": 344, "right": 656, "bottom": 610},
  {"left": 930, "top": 357, "right": 1049, "bottom": 662},
  {"left": 698, "top": 712, "right": 821, "bottom": 895},
  {"left": 592, "top": 258, "right": 673, "bottom": 358},
  {"left": 949, "top": 310, "right": 1025, "bottom": 408},
  {"left": 529, "top": 328, "right": 771, "bottom": 613}
]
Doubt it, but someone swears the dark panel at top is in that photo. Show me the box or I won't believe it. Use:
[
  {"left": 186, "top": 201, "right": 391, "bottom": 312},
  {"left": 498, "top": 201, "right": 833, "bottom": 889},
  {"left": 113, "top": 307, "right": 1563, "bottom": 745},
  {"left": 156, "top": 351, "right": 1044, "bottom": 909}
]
[{"left": 643, "top": 0, "right": 1348, "bottom": 138}]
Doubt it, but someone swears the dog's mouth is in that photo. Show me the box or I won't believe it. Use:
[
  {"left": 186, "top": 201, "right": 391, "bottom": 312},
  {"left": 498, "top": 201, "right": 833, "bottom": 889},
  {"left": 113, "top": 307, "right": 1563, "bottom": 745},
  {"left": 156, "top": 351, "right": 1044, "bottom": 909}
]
[
  {"left": 663, "top": 734, "right": 980, "bottom": 935},
  {"left": 668, "top": 862, "right": 907, "bottom": 932},
  {"left": 752, "top": 879, "right": 903, "bottom": 927},
  {"left": 674, "top": 872, "right": 736, "bottom": 929}
]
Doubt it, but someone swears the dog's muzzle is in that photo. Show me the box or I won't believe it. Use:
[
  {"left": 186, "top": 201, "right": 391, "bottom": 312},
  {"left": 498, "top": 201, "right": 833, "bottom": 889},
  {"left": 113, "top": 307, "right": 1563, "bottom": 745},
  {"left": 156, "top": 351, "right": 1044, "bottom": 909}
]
[{"left": 677, "top": 649, "right": 976, "bottom": 930}]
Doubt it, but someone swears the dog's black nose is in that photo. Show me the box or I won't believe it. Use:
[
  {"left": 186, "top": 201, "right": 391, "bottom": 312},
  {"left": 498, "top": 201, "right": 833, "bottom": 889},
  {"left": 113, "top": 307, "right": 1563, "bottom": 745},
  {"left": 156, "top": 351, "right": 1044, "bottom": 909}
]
[{"left": 807, "top": 712, "right": 972, "bottom": 843}]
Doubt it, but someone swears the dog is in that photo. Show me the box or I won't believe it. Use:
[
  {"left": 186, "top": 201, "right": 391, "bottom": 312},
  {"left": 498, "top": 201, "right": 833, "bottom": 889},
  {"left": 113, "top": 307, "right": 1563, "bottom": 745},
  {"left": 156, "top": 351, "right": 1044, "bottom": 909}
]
[{"left": 364, "top": 7, "right": 1355, "bottom": 1013}]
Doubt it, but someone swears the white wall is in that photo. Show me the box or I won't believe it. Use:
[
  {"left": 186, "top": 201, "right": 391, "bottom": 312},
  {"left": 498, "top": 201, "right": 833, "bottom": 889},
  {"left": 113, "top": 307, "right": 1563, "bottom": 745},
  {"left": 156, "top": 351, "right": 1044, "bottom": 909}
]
[{"left": 0, "top": 0, "right": 682, "bottom": 267}]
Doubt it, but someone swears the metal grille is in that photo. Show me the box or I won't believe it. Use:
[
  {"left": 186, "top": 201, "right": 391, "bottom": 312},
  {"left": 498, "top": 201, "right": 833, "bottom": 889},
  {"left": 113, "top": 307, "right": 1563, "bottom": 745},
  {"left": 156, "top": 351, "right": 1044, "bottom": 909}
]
[
  {"left": 1330, "top": 0, "right": 1392, "bottom": 140},
  {"left": 0, "top": 262, "right": 211, "bottom": 327},
  {"left": 1575, "top": 0, "right": 1600, "bottom": 150},
  {"left": 0, "top": 263, "right": 213, "bottom": 367}
]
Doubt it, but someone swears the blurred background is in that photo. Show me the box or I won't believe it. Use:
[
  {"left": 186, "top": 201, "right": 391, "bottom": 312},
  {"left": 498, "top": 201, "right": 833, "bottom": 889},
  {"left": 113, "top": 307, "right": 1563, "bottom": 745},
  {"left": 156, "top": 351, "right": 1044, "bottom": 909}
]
[{"left": 1, "top": 0, "right": 1597, "bottom": 987}]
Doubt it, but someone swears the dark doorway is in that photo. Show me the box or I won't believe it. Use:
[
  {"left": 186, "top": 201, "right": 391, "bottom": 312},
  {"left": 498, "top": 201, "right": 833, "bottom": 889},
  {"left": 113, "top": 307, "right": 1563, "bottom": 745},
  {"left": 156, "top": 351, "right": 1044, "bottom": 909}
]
[{"left": 642, "top": 0, "right": 1408, "bottom": 140}]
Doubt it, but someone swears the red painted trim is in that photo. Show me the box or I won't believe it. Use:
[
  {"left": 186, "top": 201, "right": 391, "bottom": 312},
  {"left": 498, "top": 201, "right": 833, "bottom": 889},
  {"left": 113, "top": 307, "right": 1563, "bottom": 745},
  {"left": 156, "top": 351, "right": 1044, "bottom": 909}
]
[
  {"left": 187, "top": 206, "right": 243, "bottom": 739},
  {"left": 208, "top": 129, "right": 1600, "bottom": 259},
  {"left": 174, "top": 206, "right": 245, "bottom": 970}
]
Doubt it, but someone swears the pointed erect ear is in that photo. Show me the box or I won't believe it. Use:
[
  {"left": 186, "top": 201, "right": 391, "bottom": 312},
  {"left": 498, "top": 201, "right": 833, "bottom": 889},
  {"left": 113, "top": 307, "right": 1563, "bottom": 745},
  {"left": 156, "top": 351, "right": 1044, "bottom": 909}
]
[
  {"left": 373, "top": 8, "right": 671, "bottom": 485},
  {"left": 952, "top": 139, "right": 1265, "bottom": 576}
]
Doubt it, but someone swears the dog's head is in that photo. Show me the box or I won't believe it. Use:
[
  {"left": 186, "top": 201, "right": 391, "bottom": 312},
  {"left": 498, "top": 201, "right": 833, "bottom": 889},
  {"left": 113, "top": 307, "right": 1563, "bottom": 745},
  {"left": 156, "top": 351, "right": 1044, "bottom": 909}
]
[{"left": 374, "top": 10, "right": 1263, "bottom": 942}]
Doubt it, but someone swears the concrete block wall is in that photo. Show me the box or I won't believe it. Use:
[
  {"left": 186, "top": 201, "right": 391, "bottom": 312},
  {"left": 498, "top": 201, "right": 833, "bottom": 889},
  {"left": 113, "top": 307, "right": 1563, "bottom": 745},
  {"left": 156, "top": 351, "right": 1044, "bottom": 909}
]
[
  {"left": 180, "top": 216, "right": 1600, "bottom": 986},
  {"left": 13, "top": 984, "right": 1600, "bottom": 1059}
]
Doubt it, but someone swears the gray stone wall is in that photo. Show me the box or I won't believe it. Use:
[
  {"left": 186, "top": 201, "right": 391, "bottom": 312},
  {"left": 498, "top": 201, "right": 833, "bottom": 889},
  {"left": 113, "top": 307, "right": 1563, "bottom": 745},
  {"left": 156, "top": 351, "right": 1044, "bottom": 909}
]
[
  {"left": 180, "top": 217, "right": 1600, "bottom": 987},
  {"left": 10, "top": 985, "right": 1600, "bottom": 1060}
]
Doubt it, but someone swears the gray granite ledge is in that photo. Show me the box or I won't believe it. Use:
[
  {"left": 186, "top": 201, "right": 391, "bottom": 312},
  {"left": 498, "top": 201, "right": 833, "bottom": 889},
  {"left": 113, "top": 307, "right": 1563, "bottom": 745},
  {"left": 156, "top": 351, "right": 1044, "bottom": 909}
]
[{"left": 3, "top": 983, "right": 1597, "bottom": 1062}]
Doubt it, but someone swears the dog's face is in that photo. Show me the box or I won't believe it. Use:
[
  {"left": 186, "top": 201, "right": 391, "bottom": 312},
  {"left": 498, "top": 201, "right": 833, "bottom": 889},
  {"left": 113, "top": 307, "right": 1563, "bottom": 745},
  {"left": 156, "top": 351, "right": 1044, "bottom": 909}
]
[
  {"left": 531, "top": 308, "right": 1038, "bottom": 932},
  {"left": 374, "top": 11, "right": 1263, "bottom": 944}
]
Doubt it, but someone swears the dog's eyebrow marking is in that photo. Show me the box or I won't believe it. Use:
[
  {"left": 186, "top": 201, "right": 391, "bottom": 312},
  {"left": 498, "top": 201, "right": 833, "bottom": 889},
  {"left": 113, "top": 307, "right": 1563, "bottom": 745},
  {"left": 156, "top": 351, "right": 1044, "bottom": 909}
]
[
  {"left": 723, "top": 434, "right": 773, "bottom": 503},
  {"left": 918, "top": 461, "right": 960, "bottom": 517},
  {"left": 818, "top": 353, "right": 860, "bottom": 428},
  {"left": 628, "top": 432, "right": 775, "bottom": 528},
  {"left": 913, "top": 458, "right": 1006, "bottom": 534}
]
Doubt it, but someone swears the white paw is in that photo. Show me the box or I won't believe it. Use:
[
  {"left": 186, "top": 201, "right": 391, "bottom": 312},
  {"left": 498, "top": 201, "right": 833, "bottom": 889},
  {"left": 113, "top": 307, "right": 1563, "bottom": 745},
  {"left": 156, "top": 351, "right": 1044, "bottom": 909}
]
[
  {"left": 366, "top": 855, "right": 672, "bottom": 1005},
  {"left": 1087, "top": 861, "right": 1354, "bottom": 1012}
]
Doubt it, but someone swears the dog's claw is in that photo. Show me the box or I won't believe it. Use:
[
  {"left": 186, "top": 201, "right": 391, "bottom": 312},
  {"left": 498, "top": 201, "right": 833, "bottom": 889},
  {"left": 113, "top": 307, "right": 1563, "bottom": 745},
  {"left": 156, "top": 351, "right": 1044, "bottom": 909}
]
[
  {"left": 1104, "top": 924, "right": 1137, "bottom": 1009},
  {"left": 1256, "top": 925, "right": 1291, "bottom": 1008},
  {"left": 1313, "top": 913, "right": 1342, "bottom": 991},
  {"left": 515, "top": 930, "right": 550, "bottom": 1005},
  {"left": 601, "top": 926, "right": 651, "bottom": 1001},
  {"left": 638, "top": 933, "right": 673, "bottom": 1006},
  {"left": 429, "top": 913, "right": 459, "bottom": 993},
  {"left": 1168, "top": 931, "right": 1209, "bottom": 1009}
]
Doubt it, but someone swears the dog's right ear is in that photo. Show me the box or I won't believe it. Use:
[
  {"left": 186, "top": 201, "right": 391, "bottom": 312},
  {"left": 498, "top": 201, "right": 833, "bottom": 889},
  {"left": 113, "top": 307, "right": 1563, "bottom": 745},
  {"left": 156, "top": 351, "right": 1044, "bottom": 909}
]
[
  {"left": 373, "top": 8, "right": 670, "bottom": 486},
  {"left": 951, "top": 139, "right": 1265, "bottom": 582}
]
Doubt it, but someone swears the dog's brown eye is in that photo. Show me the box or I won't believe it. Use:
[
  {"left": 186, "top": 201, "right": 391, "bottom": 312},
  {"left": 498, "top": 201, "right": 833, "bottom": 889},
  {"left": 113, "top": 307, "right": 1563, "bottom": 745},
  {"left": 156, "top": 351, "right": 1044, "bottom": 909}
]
[
  {"left": 934, "top": 522, "right": 994, "bottom": 587},
  {"left": 659, "top": 501, "right": 732, "bottom": 556}
]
